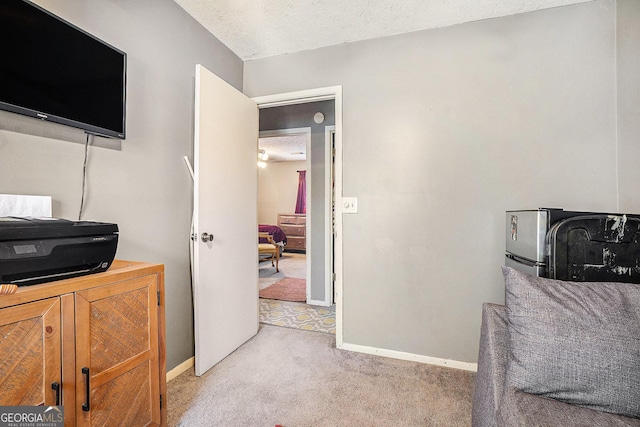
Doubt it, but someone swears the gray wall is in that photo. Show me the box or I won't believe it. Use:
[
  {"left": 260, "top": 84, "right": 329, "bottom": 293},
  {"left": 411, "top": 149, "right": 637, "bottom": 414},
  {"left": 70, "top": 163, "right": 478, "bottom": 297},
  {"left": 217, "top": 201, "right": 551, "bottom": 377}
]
[
  {"left": 617, "top": 0, "right": 640, "bottom": 213},
  {"left": 0, "top": 0, "right": 243, "bottom": 371},
  {"left": 259, "top": 101, "right": 335, "bottom": 302},
  {"left": 245, "top": 0, "right": 622, "bottom": 363},
  {"left": 2, "top": 0, "right": 636, "bottom": 371}
]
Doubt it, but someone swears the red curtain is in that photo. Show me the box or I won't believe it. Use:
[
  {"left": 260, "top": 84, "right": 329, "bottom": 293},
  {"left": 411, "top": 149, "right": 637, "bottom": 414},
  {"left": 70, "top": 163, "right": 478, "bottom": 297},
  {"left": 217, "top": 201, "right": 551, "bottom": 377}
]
[{"left": 295, "top": 170, "right": 306, "bottom": 214}]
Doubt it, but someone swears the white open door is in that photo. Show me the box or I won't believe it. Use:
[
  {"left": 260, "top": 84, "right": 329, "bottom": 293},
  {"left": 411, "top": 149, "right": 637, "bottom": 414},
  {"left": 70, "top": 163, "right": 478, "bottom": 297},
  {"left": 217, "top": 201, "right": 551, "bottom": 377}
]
[{"left": 193, "top": 64, "right": 258, "bottom": 376}]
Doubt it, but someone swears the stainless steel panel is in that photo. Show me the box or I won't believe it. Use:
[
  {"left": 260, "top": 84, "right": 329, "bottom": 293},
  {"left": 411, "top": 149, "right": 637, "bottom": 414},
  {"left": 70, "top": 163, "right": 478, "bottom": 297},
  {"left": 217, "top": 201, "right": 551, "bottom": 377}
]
[
  {"left": 505, "top": 210, "right": 548, "bottom": 262},
  {"left": 505, "top": 254, "right": 545, "bottom": 277}
]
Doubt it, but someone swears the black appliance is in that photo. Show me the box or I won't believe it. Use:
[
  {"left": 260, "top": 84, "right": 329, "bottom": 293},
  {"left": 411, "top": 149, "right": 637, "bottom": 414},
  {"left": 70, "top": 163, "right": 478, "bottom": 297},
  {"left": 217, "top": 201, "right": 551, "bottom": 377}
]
[
  {"left": 0, "top": 217, "right": 118, "bottom": 286},
  {"left": 506, "top": 208, "right": 640, "bottom": 283},
  {"left": 0, "top": 0, "right": 127, "bottom": 139}
]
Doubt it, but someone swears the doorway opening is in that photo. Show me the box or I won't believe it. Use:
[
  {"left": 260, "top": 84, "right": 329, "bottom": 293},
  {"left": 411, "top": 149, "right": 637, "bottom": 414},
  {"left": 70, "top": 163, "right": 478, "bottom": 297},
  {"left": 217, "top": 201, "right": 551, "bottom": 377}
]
[
  {"left": 256, "top": 101, "right": 336, "bottom": 333},
  {"left": 254, "top": 87, "right": 342, "bottom": 347}
]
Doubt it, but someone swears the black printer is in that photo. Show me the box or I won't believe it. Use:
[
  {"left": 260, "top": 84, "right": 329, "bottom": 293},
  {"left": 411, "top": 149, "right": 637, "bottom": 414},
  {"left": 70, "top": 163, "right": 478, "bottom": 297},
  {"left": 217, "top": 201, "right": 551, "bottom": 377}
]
[{"left": 0, "top": 217, "right": 118, "bottom": 286}]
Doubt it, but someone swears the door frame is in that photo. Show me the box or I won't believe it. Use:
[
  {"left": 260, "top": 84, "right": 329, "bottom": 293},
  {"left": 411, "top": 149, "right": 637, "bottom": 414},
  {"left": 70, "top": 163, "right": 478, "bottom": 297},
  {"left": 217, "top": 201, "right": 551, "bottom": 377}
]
[
  {"left": 253, "top": 86, "right": 343, "bottom": 348},
  {"left": 324, "top": 125, "right": 335, "bottom": 306},
  {"left": 258, "top": 127, "right": 312, "bottom": 301}
]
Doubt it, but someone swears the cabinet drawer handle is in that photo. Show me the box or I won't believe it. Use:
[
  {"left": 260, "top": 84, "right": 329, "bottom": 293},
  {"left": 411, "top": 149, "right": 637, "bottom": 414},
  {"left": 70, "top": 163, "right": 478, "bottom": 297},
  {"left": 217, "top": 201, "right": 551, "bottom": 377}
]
[
  {"left": 51, "top": 382, "right": 60, "bottom": 406},
  {"left": 82, "top": 367, "right": 90, "bottom": 411}
]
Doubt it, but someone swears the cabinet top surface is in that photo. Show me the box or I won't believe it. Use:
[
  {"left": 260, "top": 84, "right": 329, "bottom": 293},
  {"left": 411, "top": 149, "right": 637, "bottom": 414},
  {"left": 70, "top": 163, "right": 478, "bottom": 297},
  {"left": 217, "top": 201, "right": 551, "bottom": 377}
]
[{"left": 0, "top": 260, "right": 164, "bottom": 309}]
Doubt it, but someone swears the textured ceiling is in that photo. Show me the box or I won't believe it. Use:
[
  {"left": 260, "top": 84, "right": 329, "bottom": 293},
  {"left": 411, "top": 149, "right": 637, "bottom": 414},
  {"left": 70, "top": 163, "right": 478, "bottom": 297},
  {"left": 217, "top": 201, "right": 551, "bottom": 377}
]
[
  {"left": 173, "top": 0, "right": 594, "bottom": 60},
  {"left": 259, "top": 134, "right": 307, "bottom": 162}
]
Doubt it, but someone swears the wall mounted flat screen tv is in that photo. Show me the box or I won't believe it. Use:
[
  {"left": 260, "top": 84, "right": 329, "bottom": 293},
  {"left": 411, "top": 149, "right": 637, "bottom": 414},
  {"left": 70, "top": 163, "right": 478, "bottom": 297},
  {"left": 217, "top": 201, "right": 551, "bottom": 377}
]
[{"left": 0, "top": 0, "right": 127, "bottom": 139}]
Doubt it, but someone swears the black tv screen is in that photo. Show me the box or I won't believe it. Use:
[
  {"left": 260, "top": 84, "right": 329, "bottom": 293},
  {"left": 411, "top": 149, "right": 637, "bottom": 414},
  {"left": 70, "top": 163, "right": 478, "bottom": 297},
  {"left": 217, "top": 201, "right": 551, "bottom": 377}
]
[{"left": 0, "top": 0, "right": 127, "bottom": 139}]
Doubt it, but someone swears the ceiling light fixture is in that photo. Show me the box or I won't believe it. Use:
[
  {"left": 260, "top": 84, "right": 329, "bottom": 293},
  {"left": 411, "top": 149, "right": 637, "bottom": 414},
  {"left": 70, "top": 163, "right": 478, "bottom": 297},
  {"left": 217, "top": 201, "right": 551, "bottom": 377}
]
[{"left": 258, "top": 149, "right": 268, "bottom": 168}]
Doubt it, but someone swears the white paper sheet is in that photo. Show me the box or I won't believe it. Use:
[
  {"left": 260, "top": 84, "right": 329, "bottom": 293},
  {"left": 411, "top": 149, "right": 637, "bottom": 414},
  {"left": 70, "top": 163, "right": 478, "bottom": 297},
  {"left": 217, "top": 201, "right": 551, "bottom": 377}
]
[{"left": 0, "top": 194, "right": 52, "bottom": 217}]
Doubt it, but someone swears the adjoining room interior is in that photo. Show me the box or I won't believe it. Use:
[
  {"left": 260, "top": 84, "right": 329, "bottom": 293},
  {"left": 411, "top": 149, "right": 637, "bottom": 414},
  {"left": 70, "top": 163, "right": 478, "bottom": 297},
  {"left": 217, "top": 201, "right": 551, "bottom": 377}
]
[
  {"left": 257, "top": 100, "right": 337, "bottom": 334},
  {"left": 257, "top": 132, "right": 308, "bottom": 297}
]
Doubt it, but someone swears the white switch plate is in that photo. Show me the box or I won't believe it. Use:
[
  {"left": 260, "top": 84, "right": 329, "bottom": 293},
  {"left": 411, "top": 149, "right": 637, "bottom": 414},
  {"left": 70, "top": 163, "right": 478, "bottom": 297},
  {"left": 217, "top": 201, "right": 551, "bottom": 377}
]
[{"left": 342, "top": 197, "right": 358, "bottom": 214}]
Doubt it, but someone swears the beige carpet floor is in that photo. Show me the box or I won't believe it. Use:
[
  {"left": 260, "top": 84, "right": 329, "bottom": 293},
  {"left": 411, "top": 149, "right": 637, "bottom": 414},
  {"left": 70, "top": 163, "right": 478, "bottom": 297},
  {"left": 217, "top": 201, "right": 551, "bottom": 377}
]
[{"left": 167, "top": 325, "right": 475, "bottom": 427}]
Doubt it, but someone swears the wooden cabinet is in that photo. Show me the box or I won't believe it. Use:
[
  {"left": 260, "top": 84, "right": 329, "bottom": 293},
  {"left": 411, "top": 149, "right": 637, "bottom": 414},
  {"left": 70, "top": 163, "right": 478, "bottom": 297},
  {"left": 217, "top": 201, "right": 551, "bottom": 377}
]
[
  {"left": 278, "top": 213, "right": 306, "bottom": 252},
  {"left": 0, "top": 298, "right": 61, "bottom": 406},
  {"left": 0, "top": 260, "right": 166, "bottom": 427}
]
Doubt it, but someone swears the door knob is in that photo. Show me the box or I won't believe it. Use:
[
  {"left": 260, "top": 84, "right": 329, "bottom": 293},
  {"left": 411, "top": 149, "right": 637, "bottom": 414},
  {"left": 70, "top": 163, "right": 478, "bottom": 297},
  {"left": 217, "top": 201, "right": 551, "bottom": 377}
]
[{"left": 201, "top": 232, "right": 214, "bottom": 242}]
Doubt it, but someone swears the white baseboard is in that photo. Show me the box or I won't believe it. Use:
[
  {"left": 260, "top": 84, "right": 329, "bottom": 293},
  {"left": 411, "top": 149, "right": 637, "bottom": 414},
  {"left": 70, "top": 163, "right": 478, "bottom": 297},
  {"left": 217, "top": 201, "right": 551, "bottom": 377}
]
[
  {"left": 166, "top": 357, "right": 195, "bottom": 382},
  {"left": 307, "top": 298, "right": 330, "bottom": 307},
  {"left": 340, "top": 342, "right": 477, "bottom": 372},
  {"left": 165, "top": 345, "right": 476, "bottom": 383}
]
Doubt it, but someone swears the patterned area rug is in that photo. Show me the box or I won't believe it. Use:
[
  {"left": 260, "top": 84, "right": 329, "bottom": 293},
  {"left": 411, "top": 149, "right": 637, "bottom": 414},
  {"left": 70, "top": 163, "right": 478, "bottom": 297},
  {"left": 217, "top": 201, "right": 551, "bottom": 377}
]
[
  {"left": 259, "top": 299, "right": 336, "bottom": 334},
  {"left": 259, "top": 277, "right": 306, "bottom": 302}
]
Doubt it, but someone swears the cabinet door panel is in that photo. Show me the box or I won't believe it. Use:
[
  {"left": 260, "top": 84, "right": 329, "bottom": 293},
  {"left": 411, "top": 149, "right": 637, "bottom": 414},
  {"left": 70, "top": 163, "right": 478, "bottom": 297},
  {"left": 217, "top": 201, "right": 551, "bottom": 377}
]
[
  {"left": 87, "top": 362, "right": 153, "bottom": 426},
  {"left": 0, "top": 298, "right": 61, "bottom": 406},
  {"left": 89, "top": 286, "right": 150, "bottom": 372},
  {"left": 75, "top": 275, "right": 160, "bottom": 427}
]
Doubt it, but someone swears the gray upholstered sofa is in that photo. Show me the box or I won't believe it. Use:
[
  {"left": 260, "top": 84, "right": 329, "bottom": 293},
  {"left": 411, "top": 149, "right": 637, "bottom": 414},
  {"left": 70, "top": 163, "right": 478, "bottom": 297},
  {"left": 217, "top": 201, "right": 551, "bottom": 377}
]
[{"left": 471, "top": 268, "right": 640, "bottom": 427}]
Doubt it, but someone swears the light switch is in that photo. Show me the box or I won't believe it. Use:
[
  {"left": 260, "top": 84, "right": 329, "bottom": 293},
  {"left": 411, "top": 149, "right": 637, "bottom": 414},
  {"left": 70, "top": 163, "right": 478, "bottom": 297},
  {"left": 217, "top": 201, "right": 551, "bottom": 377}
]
[{"left": 343, "top": 197, "right": 358, "bottom": 214}]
